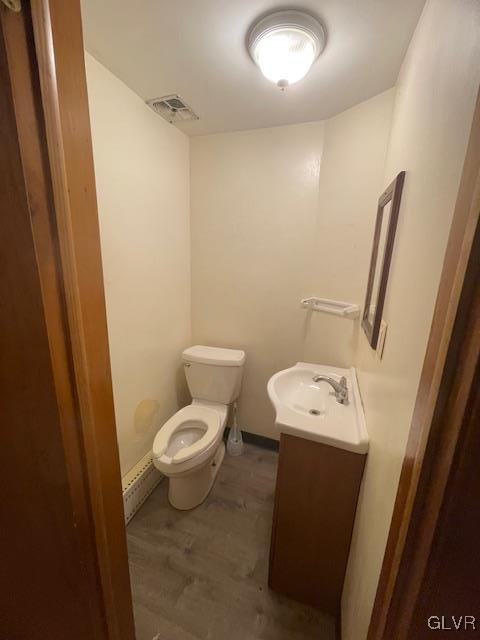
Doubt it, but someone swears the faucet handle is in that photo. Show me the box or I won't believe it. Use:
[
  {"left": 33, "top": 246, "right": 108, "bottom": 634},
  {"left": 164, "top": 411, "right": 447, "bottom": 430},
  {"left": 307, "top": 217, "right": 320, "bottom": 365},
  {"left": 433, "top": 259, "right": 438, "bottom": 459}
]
[{"left": 340, "top": 376, "right": 347, "bottom": 389}]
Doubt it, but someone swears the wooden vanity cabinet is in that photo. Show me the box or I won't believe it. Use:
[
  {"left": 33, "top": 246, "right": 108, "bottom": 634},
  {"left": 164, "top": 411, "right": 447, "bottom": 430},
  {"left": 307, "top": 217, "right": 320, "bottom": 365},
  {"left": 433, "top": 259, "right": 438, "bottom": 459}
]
[{"left": 269, "top": 433, "right": 366, "bottom": 618}]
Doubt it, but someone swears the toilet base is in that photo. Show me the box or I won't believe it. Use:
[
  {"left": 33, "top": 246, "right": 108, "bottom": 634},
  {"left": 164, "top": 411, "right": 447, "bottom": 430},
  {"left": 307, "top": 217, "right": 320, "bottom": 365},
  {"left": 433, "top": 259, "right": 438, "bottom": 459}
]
[{"left": 168, "top": 442, "right": 225, "bottom": 510}]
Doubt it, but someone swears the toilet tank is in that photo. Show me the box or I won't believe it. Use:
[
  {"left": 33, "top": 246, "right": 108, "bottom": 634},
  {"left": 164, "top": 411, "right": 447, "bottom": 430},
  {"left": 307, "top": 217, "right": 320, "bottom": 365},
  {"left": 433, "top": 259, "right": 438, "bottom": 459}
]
[{"left": 182, "top": 345, "right": 245, "bottom": 405}]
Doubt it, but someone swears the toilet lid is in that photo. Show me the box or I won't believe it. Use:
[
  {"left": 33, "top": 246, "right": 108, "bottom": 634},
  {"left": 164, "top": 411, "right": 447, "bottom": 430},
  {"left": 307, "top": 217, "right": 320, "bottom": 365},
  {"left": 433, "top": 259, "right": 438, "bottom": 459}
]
[{"left": 152, "top": 405, "right": 221, "bottom": 465}]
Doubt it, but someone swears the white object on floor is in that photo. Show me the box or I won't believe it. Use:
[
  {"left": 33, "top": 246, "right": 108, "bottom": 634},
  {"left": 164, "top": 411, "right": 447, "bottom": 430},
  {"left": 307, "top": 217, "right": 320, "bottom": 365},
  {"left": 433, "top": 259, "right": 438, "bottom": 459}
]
[
  {"left": 267, "top": 362, "right": 368, "bottom": 454},
  {"left": 227, "top": 401, "right": 244, "bottom": 456},
  {"left": 152, "top": 345, "right": 245, "bottom": 510},
  {"left": 300, "top": 297, "right": 360, "bottom": 318},
  {"left": 122, "top": 451, "right": 163, "bottom": 524}
]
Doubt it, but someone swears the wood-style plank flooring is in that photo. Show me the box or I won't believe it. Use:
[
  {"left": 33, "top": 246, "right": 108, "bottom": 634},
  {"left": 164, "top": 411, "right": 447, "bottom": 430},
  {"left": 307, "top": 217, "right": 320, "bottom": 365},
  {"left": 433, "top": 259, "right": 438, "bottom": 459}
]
[{"left": 127, "top": 443, "right": 336, "bottom": 640}]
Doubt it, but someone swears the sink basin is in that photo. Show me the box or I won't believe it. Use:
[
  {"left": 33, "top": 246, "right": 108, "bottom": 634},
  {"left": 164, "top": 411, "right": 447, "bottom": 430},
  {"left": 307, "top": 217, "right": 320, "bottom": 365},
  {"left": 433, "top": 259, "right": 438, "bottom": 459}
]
[{"left": 267, "top": 362, "right": 368, "bottom": 454}]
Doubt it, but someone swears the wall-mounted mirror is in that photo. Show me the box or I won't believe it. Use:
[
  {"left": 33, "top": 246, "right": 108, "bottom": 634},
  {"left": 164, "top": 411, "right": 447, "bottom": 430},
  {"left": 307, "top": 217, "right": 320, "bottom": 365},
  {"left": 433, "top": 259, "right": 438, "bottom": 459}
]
[{"left": 362, "top": 171, "right": 405, "bottom": 349}]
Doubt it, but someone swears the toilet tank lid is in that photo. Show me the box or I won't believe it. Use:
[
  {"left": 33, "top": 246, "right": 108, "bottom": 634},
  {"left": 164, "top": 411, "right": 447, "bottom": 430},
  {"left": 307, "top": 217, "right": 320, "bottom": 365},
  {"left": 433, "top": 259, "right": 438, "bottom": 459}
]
[{"left": 182, "top": 345, "right": 245, "bottom": 367}]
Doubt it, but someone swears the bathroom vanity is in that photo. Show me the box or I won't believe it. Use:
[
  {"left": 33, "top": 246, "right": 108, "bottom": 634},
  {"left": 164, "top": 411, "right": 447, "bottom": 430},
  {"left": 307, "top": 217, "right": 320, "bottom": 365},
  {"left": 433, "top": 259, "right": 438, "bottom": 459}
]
[{"left": 267, "top": 363, "right": 368, "bottom": 618}]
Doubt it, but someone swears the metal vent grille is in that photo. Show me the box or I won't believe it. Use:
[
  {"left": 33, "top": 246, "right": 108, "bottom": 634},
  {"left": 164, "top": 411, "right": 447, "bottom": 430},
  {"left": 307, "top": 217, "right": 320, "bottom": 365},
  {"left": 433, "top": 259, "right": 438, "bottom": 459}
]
[{"left": 146, "top": 94, "right": 199, "bottom": 124}]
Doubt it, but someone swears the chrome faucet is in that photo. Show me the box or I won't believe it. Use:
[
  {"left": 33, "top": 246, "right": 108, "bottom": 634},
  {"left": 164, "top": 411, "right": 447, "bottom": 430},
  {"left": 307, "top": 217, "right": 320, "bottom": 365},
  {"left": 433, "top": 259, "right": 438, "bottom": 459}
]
[{"left": 312, "top": 375, "right": 349, "bottom": 405}]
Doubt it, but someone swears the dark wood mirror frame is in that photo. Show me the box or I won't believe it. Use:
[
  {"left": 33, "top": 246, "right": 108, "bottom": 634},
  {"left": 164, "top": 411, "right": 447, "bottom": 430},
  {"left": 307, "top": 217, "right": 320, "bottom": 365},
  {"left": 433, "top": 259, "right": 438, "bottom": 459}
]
[{"left": 362, "top": 171, "right": 406, "bottom": 349}]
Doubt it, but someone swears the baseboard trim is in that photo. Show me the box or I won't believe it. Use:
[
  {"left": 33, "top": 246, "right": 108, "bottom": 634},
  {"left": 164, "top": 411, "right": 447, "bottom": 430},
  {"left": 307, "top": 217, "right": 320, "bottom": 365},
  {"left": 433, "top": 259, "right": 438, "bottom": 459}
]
[
  {"left": 122, "top": 452, "right": 163, "bottom": 525},
  {"left": 224, "top": 427, "right": 279, "bottom": 452}
]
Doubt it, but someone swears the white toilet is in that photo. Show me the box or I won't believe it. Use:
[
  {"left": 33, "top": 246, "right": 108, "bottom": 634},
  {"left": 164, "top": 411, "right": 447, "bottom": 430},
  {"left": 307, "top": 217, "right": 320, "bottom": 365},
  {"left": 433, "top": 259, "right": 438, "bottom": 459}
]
[{"left": 152, "top": 345, "right": 245, "bottom": 510}]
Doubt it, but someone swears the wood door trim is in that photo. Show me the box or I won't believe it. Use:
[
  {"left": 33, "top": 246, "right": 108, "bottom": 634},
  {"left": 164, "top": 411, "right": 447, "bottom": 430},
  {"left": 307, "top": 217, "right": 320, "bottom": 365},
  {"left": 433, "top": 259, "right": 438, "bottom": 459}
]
[
  {"left": 409, "top": 307, "right": 480, "bottom": 634},
  {"left": 1, "top": 9, "right": 102, "bottom": 638},
  {"left": 392, "top": 228, "right": 480, "bottom": 637},
  {"left": 1, "top": 7, "right": 107, "bottom": 636},
  {"left": 367, "top": 88, "right": 480, "bottom": 639},
  {"left": 10, "top": 1, "right": 135, "bottom": 638}
]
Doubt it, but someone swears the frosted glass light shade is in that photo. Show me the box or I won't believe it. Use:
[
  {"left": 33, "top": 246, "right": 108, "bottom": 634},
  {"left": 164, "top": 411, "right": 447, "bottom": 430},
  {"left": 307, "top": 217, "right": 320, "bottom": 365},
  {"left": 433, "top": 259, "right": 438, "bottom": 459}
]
[{"left": 249, "top": 11, "right": 325, "bottom": 88}]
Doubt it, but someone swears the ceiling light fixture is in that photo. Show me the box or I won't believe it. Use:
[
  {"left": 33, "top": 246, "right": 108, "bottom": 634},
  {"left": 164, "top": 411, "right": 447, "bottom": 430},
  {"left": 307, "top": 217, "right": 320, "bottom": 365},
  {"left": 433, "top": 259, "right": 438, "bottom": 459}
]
[{"left": 248, "top": 10, "right": 326, "bottom": 89}]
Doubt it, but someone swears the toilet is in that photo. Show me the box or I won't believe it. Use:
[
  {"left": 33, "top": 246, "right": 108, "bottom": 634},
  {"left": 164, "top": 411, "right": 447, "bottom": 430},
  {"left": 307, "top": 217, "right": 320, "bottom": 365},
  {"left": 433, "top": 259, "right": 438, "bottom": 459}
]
[{"left": 152, "top": 345, "right": 245, "bottom": 510}]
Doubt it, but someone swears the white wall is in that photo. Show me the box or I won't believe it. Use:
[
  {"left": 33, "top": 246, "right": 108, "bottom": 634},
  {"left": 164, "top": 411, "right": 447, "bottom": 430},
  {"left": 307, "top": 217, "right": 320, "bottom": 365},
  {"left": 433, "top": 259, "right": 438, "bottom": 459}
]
[
  {"left": 190, "top": 91, "right": 394, "bottom": 439},
  {"left": 342, "top": 1, "right": 480, "bottom": 638},
  {"left": 85, "top": 53, "right": 191, "bottom": 476}
]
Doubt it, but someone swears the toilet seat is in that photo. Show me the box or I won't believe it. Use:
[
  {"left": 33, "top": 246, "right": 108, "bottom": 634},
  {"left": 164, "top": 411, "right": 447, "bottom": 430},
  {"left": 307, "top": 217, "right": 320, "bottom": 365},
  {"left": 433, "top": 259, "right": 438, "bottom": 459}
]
[{"left": 152, "top": 405, "right": 221, "bottom": 466}]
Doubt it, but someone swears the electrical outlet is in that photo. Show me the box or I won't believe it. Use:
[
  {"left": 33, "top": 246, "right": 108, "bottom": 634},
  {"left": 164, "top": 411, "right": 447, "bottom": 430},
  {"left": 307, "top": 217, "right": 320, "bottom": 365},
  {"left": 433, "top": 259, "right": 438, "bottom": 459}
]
[{"left": 377, "top": 320, "right": 388, "bottom": 360}]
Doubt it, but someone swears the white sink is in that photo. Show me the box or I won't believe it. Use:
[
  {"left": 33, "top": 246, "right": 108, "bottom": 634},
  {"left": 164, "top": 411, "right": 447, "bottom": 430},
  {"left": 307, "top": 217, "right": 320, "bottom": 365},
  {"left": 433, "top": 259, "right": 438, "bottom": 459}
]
[{"left": 267, "top": 362, "right": 368, "bottom": 454}]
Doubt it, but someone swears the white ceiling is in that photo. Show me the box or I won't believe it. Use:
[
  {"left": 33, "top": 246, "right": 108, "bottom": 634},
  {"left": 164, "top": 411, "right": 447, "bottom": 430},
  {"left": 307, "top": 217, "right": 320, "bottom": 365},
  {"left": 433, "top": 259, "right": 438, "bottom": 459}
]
[{"left": 80, "top": 0, "right": 426, "bottom": 136}]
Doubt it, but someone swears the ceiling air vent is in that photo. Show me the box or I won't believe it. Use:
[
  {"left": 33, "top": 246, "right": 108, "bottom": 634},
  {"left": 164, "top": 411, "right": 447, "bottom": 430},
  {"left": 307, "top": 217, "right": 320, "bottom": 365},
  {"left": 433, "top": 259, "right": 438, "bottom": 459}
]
[{"left": 146, "top": 94, "right": 199, "bottom": 124}]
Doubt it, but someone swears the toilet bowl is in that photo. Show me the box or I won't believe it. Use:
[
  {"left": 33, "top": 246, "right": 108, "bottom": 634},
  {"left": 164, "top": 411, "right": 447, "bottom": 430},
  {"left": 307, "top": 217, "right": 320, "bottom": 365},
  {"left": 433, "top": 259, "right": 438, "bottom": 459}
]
[
  {"left": 152, "top": 401, "right": 228, "bottom": 509},
  {"left": 152, "top": 345, "right": 245, "bottom": 510}
]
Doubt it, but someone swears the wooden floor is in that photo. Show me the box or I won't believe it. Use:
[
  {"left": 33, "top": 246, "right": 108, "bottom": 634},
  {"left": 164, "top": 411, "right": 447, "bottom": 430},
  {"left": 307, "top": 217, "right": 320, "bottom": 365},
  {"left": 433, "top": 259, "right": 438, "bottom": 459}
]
[{"left": 127, "top": 443, "right": 336, "bottom": 640}]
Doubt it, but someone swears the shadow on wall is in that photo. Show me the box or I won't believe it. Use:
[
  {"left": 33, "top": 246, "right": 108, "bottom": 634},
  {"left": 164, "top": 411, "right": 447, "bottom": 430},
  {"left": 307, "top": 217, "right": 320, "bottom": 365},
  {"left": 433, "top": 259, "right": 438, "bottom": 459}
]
[
  {"left": 300, "top": 310, "right": 361, "bottom": 366},
  {"left": 175, "top": 362, "right": 191, "bottom": 408}
]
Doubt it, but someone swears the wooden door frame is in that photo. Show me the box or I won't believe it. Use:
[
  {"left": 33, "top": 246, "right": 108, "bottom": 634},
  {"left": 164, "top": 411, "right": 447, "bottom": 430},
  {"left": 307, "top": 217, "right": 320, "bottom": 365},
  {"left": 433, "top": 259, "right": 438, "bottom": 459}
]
[
  {"left": 367, "top": 88, "right": 480, "bottom": 639},
  {"left": 1, "top": 2, "right": 135, "bottom": 639}
]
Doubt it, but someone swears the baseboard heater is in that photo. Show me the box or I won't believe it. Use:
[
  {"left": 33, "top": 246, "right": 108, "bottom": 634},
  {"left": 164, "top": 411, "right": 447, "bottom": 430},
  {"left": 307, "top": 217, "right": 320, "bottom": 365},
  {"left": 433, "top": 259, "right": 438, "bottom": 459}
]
[{"left": 122, "top": 451, "right": 163, "bottom": 525}]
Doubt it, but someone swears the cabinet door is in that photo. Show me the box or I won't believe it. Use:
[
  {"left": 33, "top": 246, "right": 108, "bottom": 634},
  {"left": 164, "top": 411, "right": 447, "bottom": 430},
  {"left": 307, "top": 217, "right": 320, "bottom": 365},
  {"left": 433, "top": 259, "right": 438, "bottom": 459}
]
[{"left": 269, "top": 434, "right": 365, "bottom": 616}]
